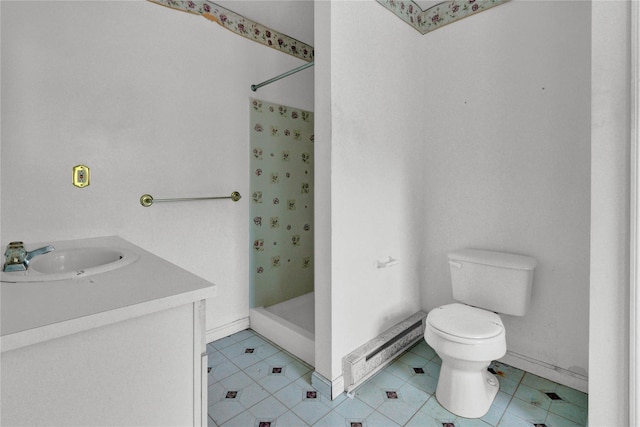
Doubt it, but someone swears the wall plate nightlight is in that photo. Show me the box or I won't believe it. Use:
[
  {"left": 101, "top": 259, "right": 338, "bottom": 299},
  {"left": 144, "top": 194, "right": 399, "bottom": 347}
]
[{"left": 72, "top": 165, "right": 90, "bottom": 188}]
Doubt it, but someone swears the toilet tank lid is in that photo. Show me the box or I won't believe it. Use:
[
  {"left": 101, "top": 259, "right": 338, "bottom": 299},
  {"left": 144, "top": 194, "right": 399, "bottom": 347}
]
[{"left": 448, "top": 249, "right": 537, "bottom": 271}]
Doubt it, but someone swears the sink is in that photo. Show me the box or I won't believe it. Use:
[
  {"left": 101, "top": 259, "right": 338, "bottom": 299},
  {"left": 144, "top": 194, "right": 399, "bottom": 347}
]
[{"left": 1, "top": 247, "right": 139, "bottom": 282}]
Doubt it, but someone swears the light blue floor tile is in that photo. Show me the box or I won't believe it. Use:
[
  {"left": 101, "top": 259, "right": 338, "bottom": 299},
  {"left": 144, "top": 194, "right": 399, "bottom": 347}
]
[
  {"left": 293, "top": 376, "right": 341, "bottom": 409},
  {"left": 283, "top": 358, "right": 313, "bottom": 382},
  {"left": 290, "top": 397, "right": 332, "bottom": 425},
  {"left": 323, "top": 391, "right": 349, "bottom": 409},
  {"left": 208, "top": 350, "right": 227, "bottom": 367},
  {"left": 219, "top": 409, "right": 256, "bottom": 427},
  {"left": 208, "top": 382, "right": 226, "bottom": 407},
  {"left": 521, "top": 371, "right": 559, "bottom": 391},
  {"left": 498, "top": 376, "right": 520, "bottom": 396},
  {"left": 405, "top": 361, "right": 439, "bottom": 395},
  {"left": 497, "top": 412, "right": 535, "bottom": 427},
  {"left": 397, "top": 381, "right": 430, "bottom": 409},
  {"left": 556, "top": 384, "right": 588, "bottom": 409},
  {"left": 243, "top": 360, "right": 294, "bottom": 393},
  {"left": 209, "top": 360, "right": 240, "bottom": 383},
  {"left": 397, "top": 349, "right": 430, "bottom": 368},
  {"left": 414, "top": 397, "right": 457, "bottom": 423},
  {"left": 249, "top": 396, "right": 289, "bottom": 419},
  {"left": 405, "top": 409, "right": 444, "bottom": 427},
  {"left": 276, "top": 410, "right": 308, "bottom": 427},
  {"left": 377, "top": 397, "right": 419, "bottom": 425},
  {"left": 219, "top": 371, "right": 255, "bottom": 391},
  {"left": 220, "top": 341, "right": 279, "bottom": 370},
  {"left": 490, "top": 362, "right": 524, "bottom": 397},
  {"left": 238, "top": 335, "right": 281, "bottom": 359},
  {"left": 505, "top": 397, "right": 549, "bottom": 422},
  {"left": 385, "top": 359, "right": 416, "bottom": 382},
  {"left": 455, "top": 417, "right": 494, "bottom": 427},
  {"left": 230, "top": 329, "right": 256, "bottom": 342},
  {"left": 513, "top": 383, "right": 552, "bottom": 410},
  {"left": 273, "top": 381, "right": 306, "bottom": 409},
  {"left": 273, "top": 378, "right": 332, "bottom": 414},
  {"left": 263, "top": 350, "right": 296, "bottom": 367},
  {"left": 546, "top": 411, "right": 585, "bottom": 427},
  {"left": 240, "top": 335, "right": 282, "bottom": 358},
  {"left": 490, "top": 361, "right": 526, "bottom": 384},
  {"left": 480, "top": 392, "right": 511, "bottom": 425},
  {"left": 368, "top": 370, "right": 406, "bottom": 389},
  {"left": 549, "top": 400, "right": 588, "bottom": 425},
  {"left": 210, "top": 335, "right": 237, "bottom": 350},
  {"left": 408, "top": 340, "right": 437, "bottom": 361},
  {"left": 207, "top": 330, "right": 589, "bottom": 427},
  {"left": 314, "top": 410, "right": 349, "bottom": 427},
  {"left": 354, "top": 381, "right": 387, "bottom": 410},
  {"left": 364, "top": 410, "right": 402, "bottom": 427},
  {"left": 334, "top": 396, "right": 375, "bottom": 419},
  {"left": 236, "top": 382, "right": 270, "bottom": 409},
  {"left": 491, "top": 391, "right": 512, "bottom": 411},
  {"left": 208, "top": 398, "right": 246, "bottom": 425}
]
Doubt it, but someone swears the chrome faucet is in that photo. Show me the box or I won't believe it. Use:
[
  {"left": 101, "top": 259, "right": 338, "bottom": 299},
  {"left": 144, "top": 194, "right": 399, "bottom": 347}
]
[{"left": 3, "top": 241, "right": 55, "bottom": 272}]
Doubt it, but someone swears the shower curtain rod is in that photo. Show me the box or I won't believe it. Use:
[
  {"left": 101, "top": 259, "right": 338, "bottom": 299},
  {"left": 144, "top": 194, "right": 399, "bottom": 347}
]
[{"left": 251, "top": 61, "right": 314, "bottom": 92}]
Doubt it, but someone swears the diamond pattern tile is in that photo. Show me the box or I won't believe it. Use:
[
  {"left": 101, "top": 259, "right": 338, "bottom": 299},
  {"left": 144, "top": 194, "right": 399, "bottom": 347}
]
[{"left": 207, "top": 329, "right": 588, "bottom": 426}]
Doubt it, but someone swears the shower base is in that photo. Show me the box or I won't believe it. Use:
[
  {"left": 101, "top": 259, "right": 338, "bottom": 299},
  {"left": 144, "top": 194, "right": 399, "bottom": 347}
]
[{"left": 250, "top": 292, "right": 314, "bottom": 366}]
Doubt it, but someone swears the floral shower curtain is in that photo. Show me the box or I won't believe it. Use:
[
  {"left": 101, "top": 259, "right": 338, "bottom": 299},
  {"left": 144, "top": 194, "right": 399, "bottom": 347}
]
[{"left": 250, "top": 99, "right": 314, "bottom": 308}]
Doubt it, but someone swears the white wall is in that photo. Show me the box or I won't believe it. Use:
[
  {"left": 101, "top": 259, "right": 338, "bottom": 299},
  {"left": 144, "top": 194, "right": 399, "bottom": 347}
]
[
  {"left": 316, "top": 0, "right": 591, "bottom": 388},
  {"left": 313, "top": 0, "right": 333, "bottom": 382},
  {"left": 590, "top": 0, "right": 631, "bottom": 424},
  {"left": 320, "top": 1, "right": 428, "bottom": 381},
  {"left": 0, "top": 0, "right": 314, "bottom": 334},
  {"left": 420, "top": 1, "right": 591, "bottom": 386}
]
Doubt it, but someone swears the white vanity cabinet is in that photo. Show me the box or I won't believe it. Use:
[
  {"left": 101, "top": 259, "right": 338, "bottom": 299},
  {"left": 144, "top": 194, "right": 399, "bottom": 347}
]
[{"left": 1, "top": 236, "right": 216, "bottom": 427}]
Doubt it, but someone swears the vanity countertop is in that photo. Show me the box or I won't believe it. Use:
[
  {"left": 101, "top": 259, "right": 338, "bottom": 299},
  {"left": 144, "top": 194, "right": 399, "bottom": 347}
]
[{"left": 1, "top": 235, "right": 217, "bottom": 352}]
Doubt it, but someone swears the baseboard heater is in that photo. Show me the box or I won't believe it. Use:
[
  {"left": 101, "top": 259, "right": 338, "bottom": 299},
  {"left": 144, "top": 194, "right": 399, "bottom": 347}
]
[{"left": 342, "top": 311, "right": 428, "bottom": 393}]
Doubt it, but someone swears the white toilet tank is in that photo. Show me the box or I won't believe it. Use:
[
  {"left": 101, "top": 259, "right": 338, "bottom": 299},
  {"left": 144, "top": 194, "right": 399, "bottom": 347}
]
[{"left": 448, "top": 249, "right": 537, "bottom": 316}]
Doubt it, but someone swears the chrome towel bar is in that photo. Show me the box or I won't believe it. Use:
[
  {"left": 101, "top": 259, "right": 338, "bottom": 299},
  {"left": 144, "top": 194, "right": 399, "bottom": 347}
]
[{"left": 140, "top": 191, "right": 241, "bottom": 207}]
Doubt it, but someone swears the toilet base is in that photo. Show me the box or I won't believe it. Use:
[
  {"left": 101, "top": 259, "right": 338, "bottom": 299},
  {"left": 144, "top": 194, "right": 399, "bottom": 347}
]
[{"left": 435, "top": 361, "right": 500, "bottom": 418}]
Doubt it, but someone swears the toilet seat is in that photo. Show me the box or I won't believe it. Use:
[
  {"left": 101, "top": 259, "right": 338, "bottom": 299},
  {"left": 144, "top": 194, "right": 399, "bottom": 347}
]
[{"left": 427, "top": 303, "right": 504, "bottom": 340}]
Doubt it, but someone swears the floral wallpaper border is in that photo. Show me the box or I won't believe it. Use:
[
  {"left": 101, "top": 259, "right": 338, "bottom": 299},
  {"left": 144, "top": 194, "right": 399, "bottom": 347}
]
[
  {"left": 376, "top": 0, "right": 510, "bottom": 34},
  {"left": 148, "top": 0, "right": 314, "bottom": 62}
]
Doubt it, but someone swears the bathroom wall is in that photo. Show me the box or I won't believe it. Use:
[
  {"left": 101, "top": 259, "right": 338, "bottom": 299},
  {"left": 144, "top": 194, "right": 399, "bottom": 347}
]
[
  {"left": 317, "top": 1, "right": 427, "bottom": 382},
  {"left": 419, "top": 1, "right": 591, "bottom": 388},
  {"left": 590, "top": 0, "right": 631, "bottom": 423},
  {"left": 315, "top": 0, "right": 591, "bottom": 389},
  {"left": 0, "top": 0, "right": 314, "bottom": 335}
]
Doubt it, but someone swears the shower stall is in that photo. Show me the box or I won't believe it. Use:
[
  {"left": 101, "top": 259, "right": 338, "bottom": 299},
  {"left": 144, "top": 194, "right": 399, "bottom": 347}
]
[{"left": 248, "top": 98, "right": 315, "bottom": 366}]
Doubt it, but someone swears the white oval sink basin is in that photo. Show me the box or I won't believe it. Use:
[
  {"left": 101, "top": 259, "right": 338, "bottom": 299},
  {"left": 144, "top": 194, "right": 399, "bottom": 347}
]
[{"left": 1, "top": 247, "right": 139, "bottom": 282}]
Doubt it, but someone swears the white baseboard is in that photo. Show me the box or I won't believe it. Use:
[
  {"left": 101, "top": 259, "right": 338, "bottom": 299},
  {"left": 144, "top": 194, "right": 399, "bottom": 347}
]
[
  {"left": 311, "top": 371, "right": 345, "bottom": 400},
  {"left": 500, "top": 350, "right": 588, "bottom": 393},
  {"left": 206, "top": 317, "right": 250, "bottom": 344}
]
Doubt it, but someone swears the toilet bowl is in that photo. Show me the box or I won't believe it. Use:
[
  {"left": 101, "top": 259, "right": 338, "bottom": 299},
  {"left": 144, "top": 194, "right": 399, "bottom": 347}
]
[
  {"left": 425, "top": 303, "right": 506, "bottom": 418},
  {"left": 425, "top": 249, "right": 537, "bottom": 418}
]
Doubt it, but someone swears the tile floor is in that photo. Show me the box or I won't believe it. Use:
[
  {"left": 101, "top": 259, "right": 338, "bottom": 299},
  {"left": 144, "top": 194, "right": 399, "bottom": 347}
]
[{"left": 207, "top": 329, "right": 588, "bottom": 427}]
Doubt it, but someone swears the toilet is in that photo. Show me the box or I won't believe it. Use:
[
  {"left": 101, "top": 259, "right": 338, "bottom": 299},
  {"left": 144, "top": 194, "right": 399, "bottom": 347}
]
[{"left": 424, "top": 249, "right": 537, "bottom": 418}]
